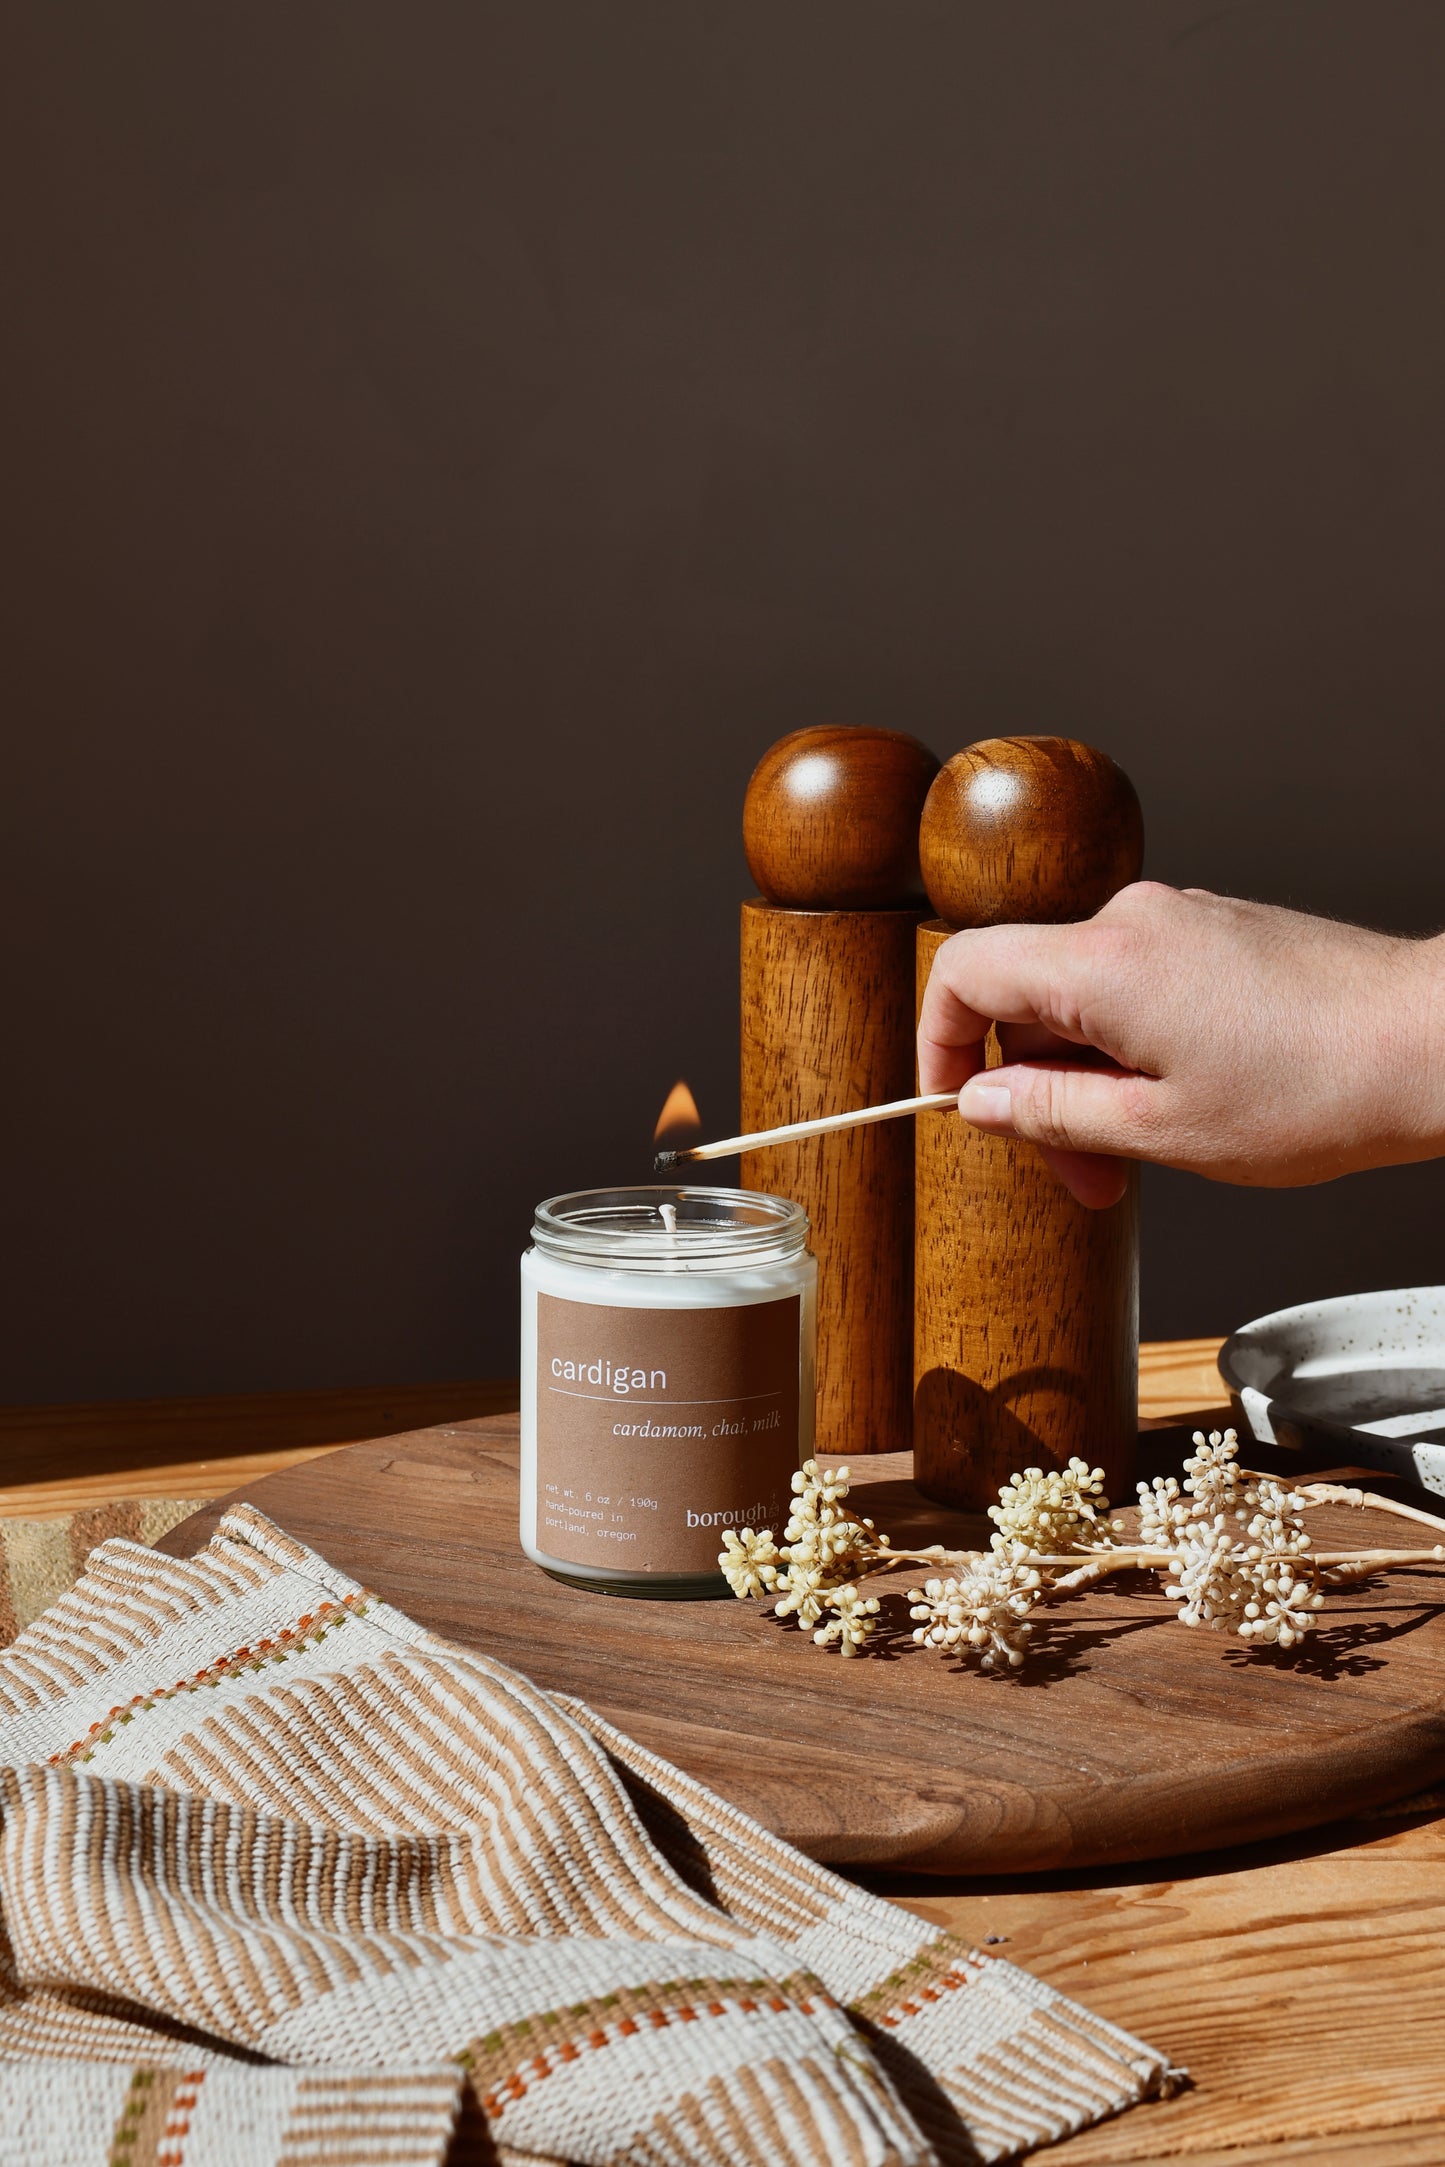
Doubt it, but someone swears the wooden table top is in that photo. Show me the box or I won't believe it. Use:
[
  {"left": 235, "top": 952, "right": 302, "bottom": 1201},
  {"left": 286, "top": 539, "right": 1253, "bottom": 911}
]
[
  {"left": 142, "top": 1336, "right": 1445, "bottom": 2166},
  {"left": 896, "top": 1348, "right": 1445, "bottom": 2163}
]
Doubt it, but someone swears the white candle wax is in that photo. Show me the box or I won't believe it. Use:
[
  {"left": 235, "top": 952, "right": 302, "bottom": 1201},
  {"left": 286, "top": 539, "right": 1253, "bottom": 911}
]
[{"left": 520, "top": 1187, "right": 817, "bottom": 1598}]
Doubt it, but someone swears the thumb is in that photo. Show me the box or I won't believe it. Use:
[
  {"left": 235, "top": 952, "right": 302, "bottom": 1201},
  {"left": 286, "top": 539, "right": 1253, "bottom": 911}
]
[{"left": 956, "top": 1062, "right": 1153, "bottom": 1209}]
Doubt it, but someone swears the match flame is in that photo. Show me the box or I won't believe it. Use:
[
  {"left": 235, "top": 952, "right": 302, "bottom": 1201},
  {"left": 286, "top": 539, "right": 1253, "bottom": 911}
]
[{"left": 653, "top": 1079, "right": 701, "bottom": 1142}]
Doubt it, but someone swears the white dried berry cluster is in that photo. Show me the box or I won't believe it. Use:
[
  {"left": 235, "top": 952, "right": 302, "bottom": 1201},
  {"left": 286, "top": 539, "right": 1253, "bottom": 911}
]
[
  {"left": 718, "top": 1460, "right": 888, "bottom": 1656},
  {"left": 907, "top": 1557, "right": 1043, "bottom": 1669},
  {"left": 906, "top": 1456, "right": 1118, "bottom": 1671},
  {"left": 1144, "top": 1430, "right": 1323, "bottom": 1646},
  {"left": 988, "top": 1457, "right": 1119, "bottom": 1557},
  {"left": 811, "top": 1581, "right": 882, "bottom": 1654},
  {"left": 716, "top": 1526, "right": 781, "bottom": 1601}
]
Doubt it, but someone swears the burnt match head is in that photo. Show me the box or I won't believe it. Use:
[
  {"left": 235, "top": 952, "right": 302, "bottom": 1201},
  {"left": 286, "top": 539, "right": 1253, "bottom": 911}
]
[{"left": 652, "top": 1149, "right": 679, "bottom": 1173}]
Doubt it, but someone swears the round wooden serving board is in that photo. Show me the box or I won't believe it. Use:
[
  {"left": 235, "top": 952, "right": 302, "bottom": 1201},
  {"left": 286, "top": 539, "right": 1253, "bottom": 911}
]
[{"left": 160, "top": 1415, "right": 1445, "bottom": 1876}]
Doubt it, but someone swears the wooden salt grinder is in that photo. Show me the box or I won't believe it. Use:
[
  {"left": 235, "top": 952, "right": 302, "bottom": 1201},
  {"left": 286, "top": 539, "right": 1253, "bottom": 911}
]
[
  {"left": 741, "top": 726, "right": 939, "bottom": 1458},
  {"left": 913, "top": 737, "right": 1145, "bottom": 1509}
]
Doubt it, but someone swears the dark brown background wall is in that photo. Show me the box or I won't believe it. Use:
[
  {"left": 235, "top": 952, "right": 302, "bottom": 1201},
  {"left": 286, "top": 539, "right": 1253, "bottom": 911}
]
[{"left": 4, "top": 2, "right": 1444, "bottom": 1402}]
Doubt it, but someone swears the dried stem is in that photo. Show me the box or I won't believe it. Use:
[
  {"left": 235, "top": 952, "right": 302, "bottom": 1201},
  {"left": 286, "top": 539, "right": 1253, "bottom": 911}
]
[
  {"left": 1297, "top": 1481, "right": 1445, "bottom": 1537},
  {"left": 1311, "top": 1547, "right": 1445, "bottom": 1568},
  {"left": 868, "top": 1542, "right": 1445, "bottom": 1581}
]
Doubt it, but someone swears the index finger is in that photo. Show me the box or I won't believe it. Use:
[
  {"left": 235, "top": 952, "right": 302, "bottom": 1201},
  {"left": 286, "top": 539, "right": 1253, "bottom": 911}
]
[{"left": 916, "top": 923, "right": 1100, "bottom": 1093}]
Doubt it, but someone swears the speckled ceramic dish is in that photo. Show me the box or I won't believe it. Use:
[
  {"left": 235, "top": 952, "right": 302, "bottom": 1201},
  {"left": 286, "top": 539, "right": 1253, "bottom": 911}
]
[{"left": 1218, "top": 1285, "right": 1445, "bottom": 1498}]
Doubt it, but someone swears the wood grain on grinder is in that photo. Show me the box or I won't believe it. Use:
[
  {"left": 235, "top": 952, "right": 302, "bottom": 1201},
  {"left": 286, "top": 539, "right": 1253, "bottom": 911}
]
[
  {"left": 159, "top": 1415, "right": 1445, "bottom": 1877},
  {"left": 741, "top": 902, "right": 921, "bottom": 1458},
  {"left": 914, "top": 737, "right": 1144, "bottom": 1510},
  {"left": 740, "top": 727, "right": 938, "bottom": 1458}
]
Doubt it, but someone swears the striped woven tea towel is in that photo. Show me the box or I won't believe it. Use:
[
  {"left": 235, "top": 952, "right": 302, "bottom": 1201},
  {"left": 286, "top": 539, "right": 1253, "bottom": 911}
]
[
  {"left": 0, "top": 1497, "right": 204, "bottom": 1642},
  {"left": 0, "top": 1504, "right": 1176, "bottom": 2164}
]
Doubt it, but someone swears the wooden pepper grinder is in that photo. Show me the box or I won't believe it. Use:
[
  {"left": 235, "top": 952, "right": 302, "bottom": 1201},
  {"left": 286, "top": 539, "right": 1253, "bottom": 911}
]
[
  {"left": 913, "top": 737, "right": 1145, "bottom": 1509},
  {"left": 741, "top": 726, "right": 939, "bottom": 1458}
]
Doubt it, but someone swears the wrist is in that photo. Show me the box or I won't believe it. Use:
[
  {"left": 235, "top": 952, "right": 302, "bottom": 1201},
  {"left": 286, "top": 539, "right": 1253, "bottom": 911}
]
[{"left": 1391, "top": 933, "right": 1445, "bottom": 1160}]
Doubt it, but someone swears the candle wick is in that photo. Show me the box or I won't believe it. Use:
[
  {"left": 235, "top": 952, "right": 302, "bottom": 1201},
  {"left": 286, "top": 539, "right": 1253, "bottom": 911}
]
[{"left": 658, "top": 1203, "right": 678, "bottom": 1236}]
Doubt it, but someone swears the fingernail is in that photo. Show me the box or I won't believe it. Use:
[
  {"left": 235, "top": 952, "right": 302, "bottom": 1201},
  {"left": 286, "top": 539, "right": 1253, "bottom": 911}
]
[{"left": 959, "top": 1082, "right": 1012, "bottom": 1126}]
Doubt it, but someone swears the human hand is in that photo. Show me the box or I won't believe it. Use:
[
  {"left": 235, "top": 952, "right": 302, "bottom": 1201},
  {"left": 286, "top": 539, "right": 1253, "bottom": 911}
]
[{"left": 917, "top": 882, "right": 1445, "bottom": 1209}]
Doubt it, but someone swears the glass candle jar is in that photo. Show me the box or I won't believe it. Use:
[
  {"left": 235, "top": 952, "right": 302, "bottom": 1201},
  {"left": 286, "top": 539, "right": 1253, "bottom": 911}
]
[{"left": 520, "top": 1186, "right": 817, "bottom": 1598}]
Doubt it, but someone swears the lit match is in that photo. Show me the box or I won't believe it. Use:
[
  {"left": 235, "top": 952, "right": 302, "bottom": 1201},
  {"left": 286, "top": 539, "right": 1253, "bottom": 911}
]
[{"left": 653, "top": 1091, "right": 958, "bottom": 1170}]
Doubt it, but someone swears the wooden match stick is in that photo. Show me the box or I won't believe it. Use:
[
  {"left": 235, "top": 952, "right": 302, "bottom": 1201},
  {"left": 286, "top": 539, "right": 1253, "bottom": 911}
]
[{"left": 653, "top": 1091, "right": 957, "bottom": 1170}]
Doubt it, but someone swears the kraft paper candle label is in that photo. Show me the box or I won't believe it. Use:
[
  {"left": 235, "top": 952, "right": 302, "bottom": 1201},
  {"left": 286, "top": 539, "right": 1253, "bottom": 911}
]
[{"left": 535, "top": 1291, "right": 802, "bottom": 1574}]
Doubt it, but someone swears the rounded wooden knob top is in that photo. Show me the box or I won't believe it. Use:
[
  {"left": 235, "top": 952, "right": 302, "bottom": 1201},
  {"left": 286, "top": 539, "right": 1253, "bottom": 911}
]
[
  {"left": 920, "top": 737, "right": 1144, "bottom": 928},
  {"left": 743, "top": 726, "right": 940, "bottom": 909}
]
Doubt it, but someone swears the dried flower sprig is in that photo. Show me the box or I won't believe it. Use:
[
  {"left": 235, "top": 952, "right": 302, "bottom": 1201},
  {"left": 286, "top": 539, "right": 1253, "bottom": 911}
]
[
  {"left": 719, "top": 1432, "right": 1445, "bottom": 1671},
  {"left": 720, "top": 1460, "right": 894, "bottom": 1652},
  {"left": 989, "top": 1458, "right": 1121, "bottom": 1556}
]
